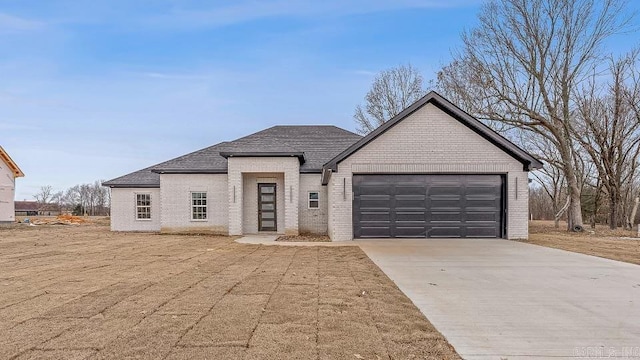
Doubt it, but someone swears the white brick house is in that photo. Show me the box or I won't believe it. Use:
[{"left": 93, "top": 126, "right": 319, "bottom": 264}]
[
  {"left": 104, "top": 92, "right": 542, "bottom": 240},
  {"left": 0, "top": 146, "right": 24, "bottom": 224}
]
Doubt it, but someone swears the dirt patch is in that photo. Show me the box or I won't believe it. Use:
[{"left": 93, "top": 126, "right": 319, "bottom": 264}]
[
  {"left": 521, "top": 220, "right": 640, "bottom": 265},
  {"left": 276, "top": 234, "right": 330, "bottom": 242},
  {"left": 0, "top": 224, "right": 460, "bottom": 359}
]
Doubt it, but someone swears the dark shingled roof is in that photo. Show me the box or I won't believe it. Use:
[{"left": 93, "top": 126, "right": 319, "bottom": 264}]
[
  {"left": 103, "top": 126, "right": 362, "bottom": 187},
  {"left": 14, "top": 201, "right": 40, "bottom": 212},
  {"left": 101, "top": 165, "right": 161, "bottom": 188}
]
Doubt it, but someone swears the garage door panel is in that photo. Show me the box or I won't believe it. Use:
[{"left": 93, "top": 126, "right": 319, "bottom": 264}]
[
  {"left": 466, "top": 187, "right": 500, "bottom": 196},
  {"left": 359, "top": 211, "right": 390, "bottom": 222},
  {"left": 393, "top": 226, "right": 427, "bottom": 238},
  {"left": 466, "top": 211, "right": 499, "bottom": 222},
  {"left": 466, "top": 199, "right": 499, "bottom": 208},
  {"left": 430, "top": 199, "right": 463, "bottom": 208},
  {"left": 466, "top": 226, "right": 500, "bottom": 238},
  {"left": 359, "top": 196, "right": 391, "bottom": 209},
  {"left": 356, "top": 185, "right": 389, "bottom": 195},
  {"left": 395, "top": 211, "right": 426, "bottom": 222},
  {"left": 395, "top": 185, "right": 426, "bottom": 195},
  {"left": 429, "top": 226, "right": 463, "bottom": 238},
  {"left": 429, "top": 186, "right": 462, "bottom": 196},
  {"left": 359, "top": 226, "right": 392, "bottom": 238},
  {"left": 353, "top": 174, "right": 504, "bottom": 239},
  {"left": 430, "top": 211, "right": 462, "bottom": 222},
  {"left": 395, "top": 197, "right": 426, "bottom": 208}
]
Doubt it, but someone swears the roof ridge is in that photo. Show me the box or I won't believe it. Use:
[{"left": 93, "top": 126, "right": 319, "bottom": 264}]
[{"left": 225, "top": 126, "right": 304, "bottom": 152}]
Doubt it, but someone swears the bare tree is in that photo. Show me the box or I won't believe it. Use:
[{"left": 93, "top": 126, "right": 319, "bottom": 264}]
[
  {"left": 437, "top": 0, "right": 633, "bottom": 231},
  {"left": 574, "top": 49, "right": 640, "bottom": 229},
  {"left": 354, "top": 64, "right": 426, "bottom": 134},
  {"left": 524, "top": 134, "right": 568, "bottom": 228},
  {"left": 529, "top": 186, "right": 555, "bottom": 220},
  {"left": 33, "top": 185, "right": 54, "bottom": 205}
]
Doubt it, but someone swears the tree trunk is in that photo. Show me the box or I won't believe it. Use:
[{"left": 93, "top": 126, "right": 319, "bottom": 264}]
[
  {"left": 609, "top": 189, "right": 618, "bottom": 230},
  {"left": 628, "top": 197, "right": 639, "bottom": 230},
  {"left": 562, "top": 155, "right": 584, "bottom": 232},
  {"left": 592, "top": 181, "right": 601, "bottom": 229}
]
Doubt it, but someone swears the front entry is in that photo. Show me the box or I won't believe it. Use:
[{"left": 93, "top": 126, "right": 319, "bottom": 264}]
[{"left": 258, "top": 183, "right": 277, "bottom": 231}]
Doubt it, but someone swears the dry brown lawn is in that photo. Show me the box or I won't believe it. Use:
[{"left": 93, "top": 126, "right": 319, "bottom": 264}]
[
  {"left": 0, "top": 223, "right": 459, "bottom": 360},
  {"left": 521, "top": 220, "right": 640, "bottom": 265}
]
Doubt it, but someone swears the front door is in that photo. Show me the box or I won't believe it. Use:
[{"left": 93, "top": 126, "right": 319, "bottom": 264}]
[{"left": 258, "top": 183, "right": 277, "bottom": 231}]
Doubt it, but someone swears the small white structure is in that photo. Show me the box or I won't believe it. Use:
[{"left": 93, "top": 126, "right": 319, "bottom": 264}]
[{"left": 0, "top": 146, "right": 24, "bottom": 224}]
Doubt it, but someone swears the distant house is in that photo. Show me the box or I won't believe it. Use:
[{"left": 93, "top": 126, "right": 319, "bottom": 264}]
[
  {"left": 39, "top": 203, "right": 63, "bottom": 216},
  {"left": 0, "top": 146, "right": 24, "bottom": 223},
  {"left": 14, "top": 201, "right": 39, "bottom": 217},
  {"left": 14, "top": 201, "right": 63, "bottom": 217},
  {"left": 104, "top": 92, "right": 542, "bottom": 240}
]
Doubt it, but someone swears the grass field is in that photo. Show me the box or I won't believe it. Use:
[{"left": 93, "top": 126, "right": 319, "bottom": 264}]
[
  {"left": 0, "top": 222, "right": 459, "bottom": 360},
  {"left": 522, "top": 220, "right": 640, "bottom": 265}
]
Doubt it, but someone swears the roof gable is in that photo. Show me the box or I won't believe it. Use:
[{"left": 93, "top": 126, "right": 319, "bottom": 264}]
[
  {"left": 0, "top": 146, "right": 24, "bottom": 178},
  {"left": 322, "top": 91, "right": 543, "bottom": 181}
]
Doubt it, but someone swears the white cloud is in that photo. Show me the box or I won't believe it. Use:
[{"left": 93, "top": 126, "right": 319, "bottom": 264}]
[
  {"left": 0, "top": 13, "right": 45, "bottom": 33},
  {"left": 141, "top": 0, "right": 480, "bottom": 29}
]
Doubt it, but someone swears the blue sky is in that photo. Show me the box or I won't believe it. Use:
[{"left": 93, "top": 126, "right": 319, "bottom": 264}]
[{"left": 1, "top": 0, "right": 638, "bottom": 199}]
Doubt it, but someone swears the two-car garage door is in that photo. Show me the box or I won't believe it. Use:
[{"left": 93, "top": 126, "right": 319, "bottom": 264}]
[{"left": 353, "top": 174, "right": 505, "bottom": 238}]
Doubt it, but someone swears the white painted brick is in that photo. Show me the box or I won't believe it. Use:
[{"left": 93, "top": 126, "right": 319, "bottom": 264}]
[
  {"left": 227, "top": 157, "right": 299, "bottom": 235},
  {"left": 327, "top": 102, "right": 530, "bottom": 241},
  {"left": 159, "top": 174, "right": 228, "bottom": 234},
  {"left": 299, "top": 174, "right": 327, "bottom": 234},
  {"left": 110, "top": 188, "right": 161, "bottom": 231}
]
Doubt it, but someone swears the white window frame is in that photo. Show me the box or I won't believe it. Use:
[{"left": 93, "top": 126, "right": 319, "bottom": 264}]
[
  {"left": 308, "top": 191, "right": 319, "bottom": 209},
  {"left": 135, "top": 193, "right": 151, "bottom": 221},
  {"left": 191, "top": 192, "right": 208, "bottom": 221}
]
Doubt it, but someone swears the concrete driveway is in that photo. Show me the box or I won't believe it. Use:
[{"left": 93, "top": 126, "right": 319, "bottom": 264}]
[{"left": 358, "top": 239, "right": 640, "bottom": 359}]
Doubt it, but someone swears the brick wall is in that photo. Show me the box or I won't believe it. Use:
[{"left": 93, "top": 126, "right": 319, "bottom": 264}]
[
  {"left": 159, "top": 174, "right": 228, "bottom": 234},
  {"left": 110, "top": 188, "right": 161, "bottom": 231},
  {"left": 298, "top": 174, "right": 327, "bottom": 234},
  {"left": 227, "top": 157, "right": 299, "bottom": 235},
  {"left": 328, "top": 102, "right": 529, "bottom": 241}
]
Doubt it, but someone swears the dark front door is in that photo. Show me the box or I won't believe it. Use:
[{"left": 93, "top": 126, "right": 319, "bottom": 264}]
[
  {"left": 353, "top": 174, "right": 504, "bottom": 238},
  {"left": 258, "top": 183, "right": 277, "bottom": 231}
]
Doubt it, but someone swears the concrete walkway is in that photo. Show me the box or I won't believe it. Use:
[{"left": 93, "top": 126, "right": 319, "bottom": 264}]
[{"left": 357, "top": 239, "right": 640, "bottom": 359}]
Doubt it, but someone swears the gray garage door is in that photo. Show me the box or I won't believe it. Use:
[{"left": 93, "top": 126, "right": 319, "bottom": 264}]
[{"left": 353, "top": 174, "right": 504, "bottom": 238}]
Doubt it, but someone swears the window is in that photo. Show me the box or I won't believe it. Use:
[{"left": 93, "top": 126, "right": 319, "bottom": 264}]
[
  {"left": 136, "top": 194, "right": 151, "bottom": 220},
  {"left": 308, "top": 191, "right": 319, "bottom": 209},
  {"left": 191, "top": 192, "right": 207, "bottom": 220}
]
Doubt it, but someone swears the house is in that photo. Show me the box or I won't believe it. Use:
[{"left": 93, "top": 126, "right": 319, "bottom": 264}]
[
  {"left": 14, "top": 201, "right": 63, "bottom": 217},
  {"left": 0, "top": 146, "right": 24, "bottom": 223},
  {"left": 14, "top": 201, "right": 39, "bottom": 217},
  {"left": 104, "top": 92, "right": 542, "bottom": 240}
]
